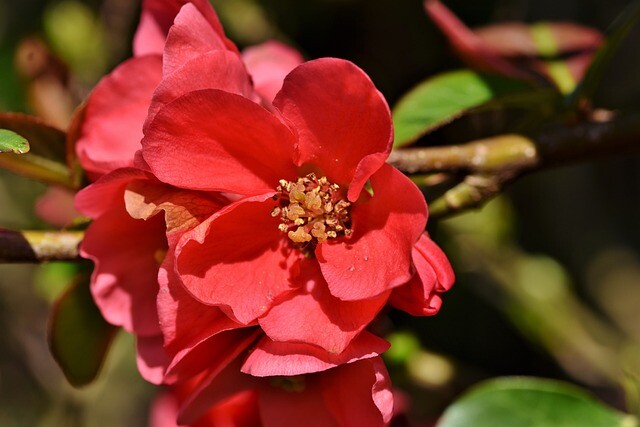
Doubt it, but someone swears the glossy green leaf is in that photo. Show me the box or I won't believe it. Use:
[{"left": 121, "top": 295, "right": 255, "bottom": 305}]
[
  {"left": 0, "top": 113, "right": 66, "bottom": 160},
  {"left": 392, "top": 70, "right": 533, "bottom": 147},
  {"left": 0, "top": 129, "right": 29, "bottom": 154},
  {"left": 48, "top": 276, "right": 117, "bottom": 387},
  {"left": 437, "top": 377, "right": 637, "bottom": 427},
  {"left": 568, "top": 0, "right": 640, "bottom": 108},
  {"left": 0, "top": 113, "right": 74, "bottom": 188}
]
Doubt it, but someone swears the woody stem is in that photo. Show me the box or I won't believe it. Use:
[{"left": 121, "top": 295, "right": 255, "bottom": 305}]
[{"left": 387, "top": 111, "right": 640, "bottom": 218}]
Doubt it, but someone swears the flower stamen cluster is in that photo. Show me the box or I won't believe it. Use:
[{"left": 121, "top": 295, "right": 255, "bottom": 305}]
[{"left": 272, "top": 173, "right": 352, "bottom": 250}]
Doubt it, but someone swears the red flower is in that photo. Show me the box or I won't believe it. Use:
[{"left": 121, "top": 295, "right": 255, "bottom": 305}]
[
  {"left": 137, "top": 54, "right": 454, "bottom": 355},
  {"left": 149, "top": 357, "right": 392, "bottom": 427},
  {"left": 74, "top": 0, "right": 453, "bottom": 424}
]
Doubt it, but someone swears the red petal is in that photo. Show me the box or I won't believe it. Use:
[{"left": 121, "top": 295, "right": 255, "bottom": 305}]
[
  {"left": 162, "top": 3, "right": 229, "bottom": 76},
  {"left": 178, "top": 358, "right": 258, "bottom": 425},
  {"left": 157, "top": 233, "right": 241, "bottom": 351},
  {"left": 241, "top": 331, "right": 389, "bottom": 377},
  {"left": 259, "top": 259, "right": 388, "bottom": 354},
  {"left": 137, "top": 334, "right": 170, "bottom": 385},
  {"left": 152, "top": 387, "right": 261, "bottom": 427},
  {"left": 242, "top": 41, "right": 304, "bottom": 105},
  {"left": 418, "top": 234, "right": 455, "bottom": 292},
  {"left": 164, "top": 328, "right": 259, "bottom": 385},
  {"left": 142, "top": 89, "right": 297, "bottom": 195},
  {"left": 76, "top": 56, "right": 162, "bottom": 179},
  {"left": 176, "top": 195, "right": 301, "bottom": 324},
  {"left": 390, "top": 234, "right": 454, "bottom": 315},
  {"left": 75, "top": 167, "right": 151, "bottom": 219},
  {"left": 389, "top": 249, "right": 439, "bottom": 316},
  {"left": 35, "top": 186, "right": 79, "bottom": 228},
  {"left": 320, "top": 357, "right": 393, "bottom": 427},
  {"left": 259, "top": 378, "right": 339, "bottom": 427},
  {"left": 81, "top": 206, "right": 167, "bottom": 336},
  {"left": 148, "top": 392, "right": 179, "bottom": 427},
  {"left": 145, "top": 50, "right": 253, "bottom": 132},
  {"left": 273, "top": 58, "right": 392, "bottom": 199},
  {"left": 134, "top": 0, "right": 238, "bottom": 57},
  {"left": 157, "top": 234, "right": 254, "bottom": 384},
  {"left": 124, "top": 180, "right": 226, "bottom": 233},
  {"left": 133, "top": 10, "right": 166, "bottom": 57},
  {"left": 318, "top": 164, "right": 427, "bottom": 301}
]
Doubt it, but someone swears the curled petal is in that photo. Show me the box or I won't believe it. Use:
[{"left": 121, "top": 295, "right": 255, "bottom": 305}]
[
  {"left": 241, "top": 331, "right": 389, "bottom": 377},
  {"left": 142, "top": 89, "right": 297, "bottom": 195},
  {"left": 318, "top": 164, "right": 427, "bottom": 301},
  {"left": 273, "top": 58, "right": 392, "bottom": 199},
  {"left": 124, "top": 180, "right": 226, "bottom": 233},
  {"left": 418, "top": 234, "right": 455, "bottom": 292},
  {"left": 75, "top": 167, "right": 152, "bottom": 218},
  {"left": 390, "top": 234, "right": 454, "bottom": 315},
  {"left": 176, "top": 194, "right": 301, "bottom": 324},
  {"left": 320, "top": 357, "right": 393, "bottom": 427},
  {"left": 259, "top": 259, "right": 388, "bottom": 354}
]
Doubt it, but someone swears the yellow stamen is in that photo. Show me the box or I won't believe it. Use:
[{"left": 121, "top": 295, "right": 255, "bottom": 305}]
[{"left": 273, "top": 173, "right": 353, "bottom": 252}]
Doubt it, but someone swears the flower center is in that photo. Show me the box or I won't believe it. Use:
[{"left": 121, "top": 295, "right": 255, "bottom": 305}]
[{"left": 272, "top": 173, "right": 352, "bottom": 251}]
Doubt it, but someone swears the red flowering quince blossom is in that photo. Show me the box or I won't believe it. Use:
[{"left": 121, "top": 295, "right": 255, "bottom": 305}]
[
  {"left": 137, "top": 54, "right": 454, "bottom": 356},
  {"left": 73, "top": 0, "right": 453, "bottom": 425}
]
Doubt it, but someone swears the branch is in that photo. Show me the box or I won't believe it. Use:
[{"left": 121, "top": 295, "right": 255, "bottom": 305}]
[
  {"left": 0, "top": 229, "right": 84, "bottom": 262},
  {"left": 388, "top": 111, "right": 640, "bottom": 218},
  {"left": 1, "top": 113, "right": 639, "bottom": 262}
]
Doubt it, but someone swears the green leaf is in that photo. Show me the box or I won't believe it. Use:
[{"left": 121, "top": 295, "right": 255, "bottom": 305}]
[
  {"left": 392, "top": 70, "right": 534, "bottom": 147},
  {"left": 0, "top": 113, "right": 66, "bottom": 160},
  {"left": 437, "top": 377, "right": 637, "bottom": 427},
  {"left": 0, "top": 129, "right": 30, "bottom": 154},
  {"left": 567, "top": 0, "right": 640, "bottom": 108},
  {"left": 48, "top": 275, "right": 117, "bottom": 387},
  {"left": 0, "top": 113, "right": 75, "bottom": 188}
]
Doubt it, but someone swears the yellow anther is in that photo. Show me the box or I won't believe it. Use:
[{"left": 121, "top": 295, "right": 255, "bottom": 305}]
[
  {"left": 274, "top": 173, "right": 352, "bottom": 251},
  {"left": 286, "top": 203, "right": 306, "bottom": 221},
  {"left": 304, "top": 191, "right": 322, "bottom": 212},
  {"left": 288, "top": 226, "right": 312, "bottom": 243}
]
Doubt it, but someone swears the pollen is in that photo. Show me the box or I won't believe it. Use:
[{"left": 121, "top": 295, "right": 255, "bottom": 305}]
[{"left": 273, "top": 173, "right": 352, "bottom": 252}]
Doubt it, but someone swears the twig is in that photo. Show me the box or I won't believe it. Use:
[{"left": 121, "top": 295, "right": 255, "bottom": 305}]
[
  {"left": 0, "top": 229, "right": 84, "bottom": 263},
  {"left": 389, "top": 111, "right": 640, "bottom": 218}
]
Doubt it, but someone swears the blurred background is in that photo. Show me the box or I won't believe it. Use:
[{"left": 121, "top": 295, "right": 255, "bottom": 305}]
[{"left": 0, "top": 0, "right": 639, "bottom": 425}]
